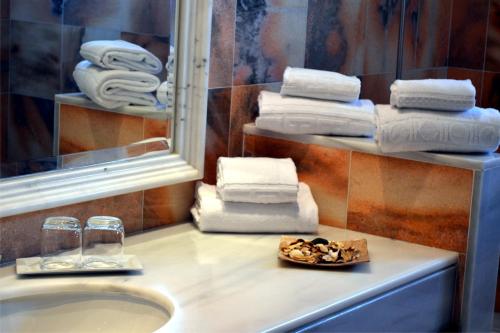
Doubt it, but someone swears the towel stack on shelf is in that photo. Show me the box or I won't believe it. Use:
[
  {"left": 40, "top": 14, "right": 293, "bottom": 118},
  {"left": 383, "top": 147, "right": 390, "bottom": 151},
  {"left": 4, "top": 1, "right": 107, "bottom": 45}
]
[
  {"left": 376, "top": 79, "right": 500, "bottom": 153},
  {"left": 191, "top": 157, "right": 318, "bottom": 233},
  {"left": 255, "top": 67, "right": 376, "bottom": 137},
  {"left": 73, "top": 40, "right": 162, "bottom": 109}
]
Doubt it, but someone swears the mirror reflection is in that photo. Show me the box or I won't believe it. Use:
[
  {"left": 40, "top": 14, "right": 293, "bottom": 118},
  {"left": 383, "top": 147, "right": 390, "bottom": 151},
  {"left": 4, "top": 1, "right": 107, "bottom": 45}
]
[{"left": 0, "top": 0, "right": 176, "bottom": 179}]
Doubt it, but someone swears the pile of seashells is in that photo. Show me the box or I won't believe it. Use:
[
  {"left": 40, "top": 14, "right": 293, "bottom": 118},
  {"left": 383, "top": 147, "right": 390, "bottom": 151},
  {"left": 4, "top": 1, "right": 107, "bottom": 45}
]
[{"left": 281, "top": 238, "right": 361, "bottom": 264}]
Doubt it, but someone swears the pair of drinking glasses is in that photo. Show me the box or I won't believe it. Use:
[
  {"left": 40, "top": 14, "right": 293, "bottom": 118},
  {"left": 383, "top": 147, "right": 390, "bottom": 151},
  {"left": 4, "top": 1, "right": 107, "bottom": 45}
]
[{"left": 41, "top": 216, "right": 124, "bottom": 270}]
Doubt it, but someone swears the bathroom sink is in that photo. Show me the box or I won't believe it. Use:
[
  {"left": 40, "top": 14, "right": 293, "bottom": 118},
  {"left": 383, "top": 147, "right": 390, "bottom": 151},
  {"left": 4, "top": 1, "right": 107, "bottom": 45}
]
[{"left": 0, "top": 283, "right": 173, "bottom": 333}]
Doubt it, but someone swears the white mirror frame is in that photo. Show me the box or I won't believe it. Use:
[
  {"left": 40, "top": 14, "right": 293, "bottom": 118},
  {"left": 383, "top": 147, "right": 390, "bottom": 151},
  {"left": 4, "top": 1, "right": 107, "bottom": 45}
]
[{"left": 0, "top": 0, "right": 212, "bottom": 218}]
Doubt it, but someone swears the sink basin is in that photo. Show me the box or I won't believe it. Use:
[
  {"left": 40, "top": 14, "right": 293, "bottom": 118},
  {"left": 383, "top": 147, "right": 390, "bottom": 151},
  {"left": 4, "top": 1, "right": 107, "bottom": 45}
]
[{"left": 0, "top": 283, "right": 173, "bottom": 333}]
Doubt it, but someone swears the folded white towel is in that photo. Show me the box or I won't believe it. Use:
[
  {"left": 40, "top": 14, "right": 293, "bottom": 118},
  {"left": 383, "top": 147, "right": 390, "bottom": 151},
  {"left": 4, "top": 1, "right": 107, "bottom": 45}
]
[
  {"left": 375, "top": 104, "right": 500, "bottom": 153},
  {"left": 73, "top": 60, "right": 161, "bottom": 109},
  {"left": 280, "top": 67, "right": 361, "bottom": 102},
  {"left": 192, "top": 182, "right": 318, "bottom": 233},
  {"left": 156, "top": 81, "right": 169, "bottom": 105},
  {"left": 390, "top": 79, "right": 476, "bottom": 111},
  {"left": 80, "top": 40, "right": 163, "bottom": 74},
  {"left": 256, "top": 91, "right": 375, "bottom": 136},
  {"left": 217, "top": 157, "right": 299, "bottom": 204}
]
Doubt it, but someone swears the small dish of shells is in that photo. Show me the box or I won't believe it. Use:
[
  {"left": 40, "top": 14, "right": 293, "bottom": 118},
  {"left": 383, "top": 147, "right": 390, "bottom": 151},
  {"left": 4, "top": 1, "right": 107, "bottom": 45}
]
[{"left": 278, "top": 236, "right": 369, "bottom": 267}]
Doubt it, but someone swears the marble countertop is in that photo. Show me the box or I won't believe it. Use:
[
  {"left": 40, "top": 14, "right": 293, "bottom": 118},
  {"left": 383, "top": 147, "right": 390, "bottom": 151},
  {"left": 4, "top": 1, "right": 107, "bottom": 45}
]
[
  {"left": 0, "top": 224, "right": 457, "bottom": 332},
  {"left": 244, "top": 124, "right": 500, "bottom": 171}
]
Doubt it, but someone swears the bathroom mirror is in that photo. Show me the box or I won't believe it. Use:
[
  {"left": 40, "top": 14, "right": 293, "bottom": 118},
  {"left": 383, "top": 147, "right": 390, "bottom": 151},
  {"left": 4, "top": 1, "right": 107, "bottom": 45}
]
[{"left": 0, "top": 0, "right": 212, "bottom": 218}]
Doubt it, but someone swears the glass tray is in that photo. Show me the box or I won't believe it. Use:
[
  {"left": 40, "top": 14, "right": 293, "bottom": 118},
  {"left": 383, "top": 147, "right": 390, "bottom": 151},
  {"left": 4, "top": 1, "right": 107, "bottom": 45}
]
[{"left": 16, "top": 255, "right": 143, "bottom": 275}]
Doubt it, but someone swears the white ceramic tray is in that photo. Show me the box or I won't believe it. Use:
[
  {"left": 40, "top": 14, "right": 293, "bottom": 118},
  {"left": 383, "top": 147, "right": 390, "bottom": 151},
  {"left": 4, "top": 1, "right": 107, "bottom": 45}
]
[{"left": 16, "top": 255, "right": 143, "bottom": 275}]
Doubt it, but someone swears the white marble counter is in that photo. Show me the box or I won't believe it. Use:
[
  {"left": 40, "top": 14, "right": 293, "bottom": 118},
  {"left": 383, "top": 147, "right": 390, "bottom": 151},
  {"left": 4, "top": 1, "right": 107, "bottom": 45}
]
[
  {"left": 244, "top": 124, "right": 500, "bottom": 171},
  {"left": 0, "top": 224, "right": 457, "bottom": 332}
]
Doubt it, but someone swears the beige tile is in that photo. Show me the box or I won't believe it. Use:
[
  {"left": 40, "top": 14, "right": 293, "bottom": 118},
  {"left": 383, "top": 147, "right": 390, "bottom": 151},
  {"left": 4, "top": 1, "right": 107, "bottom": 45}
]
[
  {"left": 143, "top": 182, "right": 195, "bottom": 230},
  {"left": 347, "top": 152, "right": 473, "bottom": 252}
]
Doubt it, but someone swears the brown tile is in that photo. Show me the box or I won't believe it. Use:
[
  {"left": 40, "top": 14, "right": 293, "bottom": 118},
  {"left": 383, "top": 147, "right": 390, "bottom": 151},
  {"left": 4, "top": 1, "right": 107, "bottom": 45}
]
[
  {"left": 204, "top": 88, "right": 231, "bottom": 184},
  {"left": 480, "top": 71, "right": 500, "bottom": 109},
  {"left": 228, "top": 82, "right": 281, "bottom": 157},
  {"left": 359, "top": 73, "right": 396, "bottom": 104},
  {"left": 0, "top": 192, "right": 143, "bottom": 263},
  {"left": 0, "top": 93, "right": 6, "bottom": 162},
  {"left": 447, "top": 67, "right": 484, "bottom": 106},
  {"left": 363, "top": 0, "right": 401, "bottom": 75},
  {"left": 403, "top": 0, "right": 452, "bottom": 70},
  {"left": 143, "top": 118, "right": 168, "bottom": 140},
  {"left": 143, "top": 182, "right": 195, "bottom": 230},
  {"left": 0, "top": 0, "right": 9, "bottom": 19},
  {"left": 486, "top": 0, "right": 500, "bottom": 72},
  {"left": 233, "top": 0, "right": 307, "bottom": 85},
  {"left": 243, "top": 134, "right": 350, "bottom": 228},
  {"left": 347, "top": 152, "right": 473, "bottom": 252},
  {"left": 305, "top": 0, "right": 366, "bottom": 75},
  {"left": 59, "top": 104, "right": 144, "bottom": 154},
  {"left": 11, "top": 0, "right": 62, "bottom": 24},
  {"left": 402, "top": 67, "right": 448, "bottom": 80},
  {"left": 449, "top": 0, "right": 489, "bottom": 69},
  {"left": 6, "top": 95, "right": 54, "bottom": 163},
  {"left": 209, "top": 0, "right": 236, "bottom": 88},
  {"left": 0, "top": 20, "right": 8, "bottom": 93}
]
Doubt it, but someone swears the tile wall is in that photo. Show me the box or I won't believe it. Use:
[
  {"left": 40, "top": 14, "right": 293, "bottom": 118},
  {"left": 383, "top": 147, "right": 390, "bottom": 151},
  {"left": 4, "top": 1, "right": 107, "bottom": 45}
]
[{"left": 204, "top": 0, "right": 499, "bottom": 186}]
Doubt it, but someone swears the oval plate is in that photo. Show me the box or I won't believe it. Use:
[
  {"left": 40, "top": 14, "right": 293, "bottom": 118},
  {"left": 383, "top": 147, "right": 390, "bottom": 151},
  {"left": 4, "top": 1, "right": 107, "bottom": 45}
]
[{"left": 278, "top": 236, "right": 370, "bottom": 267}]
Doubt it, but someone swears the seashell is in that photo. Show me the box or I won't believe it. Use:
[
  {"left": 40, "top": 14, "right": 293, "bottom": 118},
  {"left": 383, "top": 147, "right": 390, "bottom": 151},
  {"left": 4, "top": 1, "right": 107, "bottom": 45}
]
[
  {"left": 289, "top": 249, "right": 305, "bottom": 260},
  {"left": 328, "top": 249, "right": 339, "bottom": 261},
  {"left": 315, "top": 244, "right": 329, "bottom": 253},
  {"left": 322, "top": 255, "right": 334, "bottom": 262}
]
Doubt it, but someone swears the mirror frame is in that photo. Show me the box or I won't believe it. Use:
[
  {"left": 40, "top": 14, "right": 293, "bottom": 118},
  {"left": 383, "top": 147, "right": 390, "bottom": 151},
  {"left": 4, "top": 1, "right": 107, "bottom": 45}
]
[{"left": 0, "top": 0, "right": 212, "bottom": 218}]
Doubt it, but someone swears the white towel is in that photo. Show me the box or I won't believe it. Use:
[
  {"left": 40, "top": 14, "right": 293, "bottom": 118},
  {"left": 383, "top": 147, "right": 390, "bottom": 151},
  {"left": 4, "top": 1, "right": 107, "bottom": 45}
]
[
  {"left": 80, "top": 40, "right": 163, "bottom": 74},
  {"left": 217, "top": 157, "right": 299, "bottom": 204},
  {"left": 390, "top": 79, "right": 476, "bottom": 111},
  {"left": 375, "top": 104, "right": 500, "bottom": 153},
  {"left": 73, "top": 60, "right": 160, "bottom": 109},
  {"left": 280, "top": 67, "right": 361, "bottom": 102},
  {"left": 256, "top": 91, "right": 375, "bottom": 136},
  {"left": 192, "top": 182, "right": 318, "bottom": 233}
]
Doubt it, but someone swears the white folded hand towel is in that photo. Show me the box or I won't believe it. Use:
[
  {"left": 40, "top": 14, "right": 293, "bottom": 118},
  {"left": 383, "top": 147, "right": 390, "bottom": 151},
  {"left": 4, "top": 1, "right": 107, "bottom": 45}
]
[
  {"left": 192, "top": 182, "right": 318, "bottom": 233},
  {"left": 281, "top": 67, "right": 361, "bottom": 102},
  {"left": 73, "top": 60, "right": 161, "bottom": 109},
  {"left": 80, "top": 40, "right": 163, "bottom": 74},
  {"left": 375, "top": 104, "right": 500, "bottom": 153},
  {"left": 256, "top": 91, "right": 375, "bottom": 136},
  {"left": 217, "top": 157, "right": 299, "bottom": 204},
  {"left": 390, "top": 79, "right": 476, "bottom": 111}
]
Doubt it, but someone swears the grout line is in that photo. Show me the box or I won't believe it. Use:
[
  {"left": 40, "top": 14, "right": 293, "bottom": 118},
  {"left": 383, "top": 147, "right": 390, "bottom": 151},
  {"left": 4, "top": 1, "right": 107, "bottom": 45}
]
[
  {"left": 445, "top": 0, "right": 454, "bottom": 68},
  {"left": 230, "top": 0, "right": 237, "bottom": 88},
  {"left": 344, "top": 150, "right": 353, "bottom": 230},
  {"left": 140, "top": 190, "right": 145, "bottom": 232},
  {"left": 482, "top": 0, "right": 492, "bottom": 72}
]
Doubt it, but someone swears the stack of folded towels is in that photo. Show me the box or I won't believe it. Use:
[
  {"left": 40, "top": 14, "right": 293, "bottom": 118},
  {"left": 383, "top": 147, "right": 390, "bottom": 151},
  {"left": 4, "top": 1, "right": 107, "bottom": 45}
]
[
  {"left": 256, "top": 67, "right": 375, "bottom": 137},
  {"left": 191, "top": 157, "right": 319, "bottom": 233},
  {"left": 376, "top": 79, "right": 500, "bottom": 153},
  {"left": 73, "top": 40, "right": 163, "bottom": 109}
]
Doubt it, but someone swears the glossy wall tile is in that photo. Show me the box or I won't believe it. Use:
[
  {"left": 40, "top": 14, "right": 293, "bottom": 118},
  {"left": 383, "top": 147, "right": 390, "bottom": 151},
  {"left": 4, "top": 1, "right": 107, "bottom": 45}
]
[
  {"left": 233, "top": 0, "right": 307, "bottom": 85},
  {"left": 347, "top": 152, "right": 473, "bottom": 253}
]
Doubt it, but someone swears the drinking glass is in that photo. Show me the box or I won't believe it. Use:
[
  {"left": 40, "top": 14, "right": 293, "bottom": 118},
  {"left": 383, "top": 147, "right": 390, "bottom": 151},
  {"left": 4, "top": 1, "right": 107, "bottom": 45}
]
[
  {"left": 83, "top": 216, "right": 124, "bottom": 268},
  {"left": 41, "top": 217, "right": 82, "bottom": 270}
]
